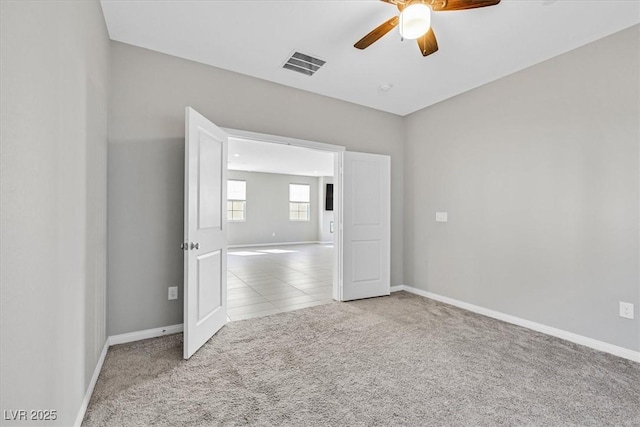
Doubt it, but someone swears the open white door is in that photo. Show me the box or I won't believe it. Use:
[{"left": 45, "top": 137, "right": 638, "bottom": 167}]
[
  {"left": 341, "top": 151, "right": 390, "bottom": 301},
  {"left": 184, "top": 107, "right": 228, "bottom": 359}
]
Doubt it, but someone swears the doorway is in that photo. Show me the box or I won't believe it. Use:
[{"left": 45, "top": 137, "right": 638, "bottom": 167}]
[
  {"left": 223, "top": 130, "right": 340, "bottom": 321},
  {"left": 183, "top": 110, "right": 390, "bottom": 359}
]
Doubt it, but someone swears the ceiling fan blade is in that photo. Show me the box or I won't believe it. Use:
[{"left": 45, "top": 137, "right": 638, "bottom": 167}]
[
  {"left": 417, "top": 28, "right": 438, "bottom": 57},
  {"left": 354, "top": 16, "right": 399, "bottom": 50},
  {"left": 430, "top": 0, "right": 500, "bottom": 11}
]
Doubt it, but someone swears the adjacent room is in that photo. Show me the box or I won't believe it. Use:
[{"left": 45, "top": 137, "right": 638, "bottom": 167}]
[
  {"left": 225, "top": 138, "right": 336, "bottom": 320},
  {"left": 1, "top": 0, "right": 639, "bottom": 426}
]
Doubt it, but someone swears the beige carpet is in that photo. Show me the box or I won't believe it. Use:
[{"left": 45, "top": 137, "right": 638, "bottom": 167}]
[{"left": 84, "top": 292, "right": 640, "bottom": 426}]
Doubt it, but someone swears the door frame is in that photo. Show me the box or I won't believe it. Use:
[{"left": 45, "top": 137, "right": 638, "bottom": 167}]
[{"left": 222, "top": 128, "right": 346, "bottom": 301}]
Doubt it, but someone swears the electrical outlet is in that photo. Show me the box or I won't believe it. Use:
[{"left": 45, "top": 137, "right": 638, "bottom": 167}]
[
  {"left": 168, "top": 286, "right": 178, "bottom": 301},
  {"left": 619, "top": 302, "right": 634, "bottom": 319},
  {"left": 272, "top": 232, "right": 276, "bottom": 237}
]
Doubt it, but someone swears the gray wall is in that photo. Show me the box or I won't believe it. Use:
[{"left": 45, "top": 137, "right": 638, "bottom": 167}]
[
  {"left": 318, "top": 176, "right": 335, "bottom": 243},
  {"left": 404, "top": 25, "right": 640, "bottom": 351},
  {"left": 108, "top": 41, "right": 404, "bottom": 335},
  {"left": 228, "top": 171, "right": 320, "bottom": 246},
  {"left": 0, "top": 1, "right": 109, "bottom": 425}
]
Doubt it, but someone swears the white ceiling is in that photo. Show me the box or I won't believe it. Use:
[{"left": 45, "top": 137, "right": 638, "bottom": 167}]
[
  {"left": 100, "top": 0, "right": 639, "bottom": 116},
  {"left": 228, "top": 137, "right": 334, "bottom": 177}
]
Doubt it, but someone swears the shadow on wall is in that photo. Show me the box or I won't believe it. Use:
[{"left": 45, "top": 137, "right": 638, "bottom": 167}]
[{"left": 108, "top": 138, "right": 185, "bottom": 336}]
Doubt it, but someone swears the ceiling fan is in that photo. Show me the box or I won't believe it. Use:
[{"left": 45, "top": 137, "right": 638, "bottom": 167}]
[{"left": 354, "top": 0, "right": 501, "bottom": 57}]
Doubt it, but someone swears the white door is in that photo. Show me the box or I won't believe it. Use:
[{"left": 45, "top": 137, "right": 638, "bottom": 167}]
[
  {"left": 183, "top": 107, "right": 228, "bottom": 359},
  {"left": 341, "top": 151, "right": 391, "bottom": 301}
]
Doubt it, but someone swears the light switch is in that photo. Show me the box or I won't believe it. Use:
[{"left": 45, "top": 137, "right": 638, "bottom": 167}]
[{"left": 435, "top": 212, "right": 448, "bottom": 222}]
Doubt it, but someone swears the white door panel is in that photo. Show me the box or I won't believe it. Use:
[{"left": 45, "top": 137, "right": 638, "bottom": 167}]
[
  {"left": 341, "top": 152, "right": 390, "bottom": 301},
  {"left": 184, "top": 107, "right": 227, "bottom": 359}
]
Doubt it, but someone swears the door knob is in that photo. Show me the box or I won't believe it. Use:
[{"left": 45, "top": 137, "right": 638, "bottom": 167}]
[{"left": 190, "top": 242, "right": 200, "bottom": 250}]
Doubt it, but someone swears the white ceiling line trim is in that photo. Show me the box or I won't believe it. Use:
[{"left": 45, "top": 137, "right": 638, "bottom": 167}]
[{"left": 222, "top": 128, "right": 345, "bottom": 153}]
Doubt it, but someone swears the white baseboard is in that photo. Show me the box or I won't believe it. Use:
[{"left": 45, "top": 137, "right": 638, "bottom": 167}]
[
  {"left": 108, "top": 323, "right": 184, "bottom": 346},
  {"left": 229, "top": 241, "right": 321, "bottom": 249},
  {"left": 74, "top": 339, "right": 109, "bottom": 427},
  {"left": 394, "top": 285, "right": 640, "bottom": 363}
]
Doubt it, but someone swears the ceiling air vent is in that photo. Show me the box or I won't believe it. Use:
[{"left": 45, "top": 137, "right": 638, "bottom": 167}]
[{"left": 282, "top": 51, "right": 326, "bottom": 76}]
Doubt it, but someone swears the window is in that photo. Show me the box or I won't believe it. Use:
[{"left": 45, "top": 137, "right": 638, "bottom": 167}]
[
  {"left": 227, "top": 180, "right": 246, "bottom": 221},
  {"left": 289, "top": 184, "right": 310, "bottom": 221}
]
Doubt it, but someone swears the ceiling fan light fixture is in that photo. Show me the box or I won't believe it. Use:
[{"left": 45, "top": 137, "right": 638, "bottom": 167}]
[{"left": 399, "top": 2, "right": 431, "bottom": 40}]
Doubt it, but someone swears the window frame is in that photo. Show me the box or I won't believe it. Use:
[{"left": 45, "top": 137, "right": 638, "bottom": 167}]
[
  {"left": 289, "top": 183, "right": 311, "bottom": 222},
  {"left": 227, "top": 179, "right": 246, "bottom": 222}
]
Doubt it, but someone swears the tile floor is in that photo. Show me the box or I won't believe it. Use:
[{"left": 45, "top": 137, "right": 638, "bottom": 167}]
[{"left": 227, "top": 243, "right": 335, "bottom": 321}]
